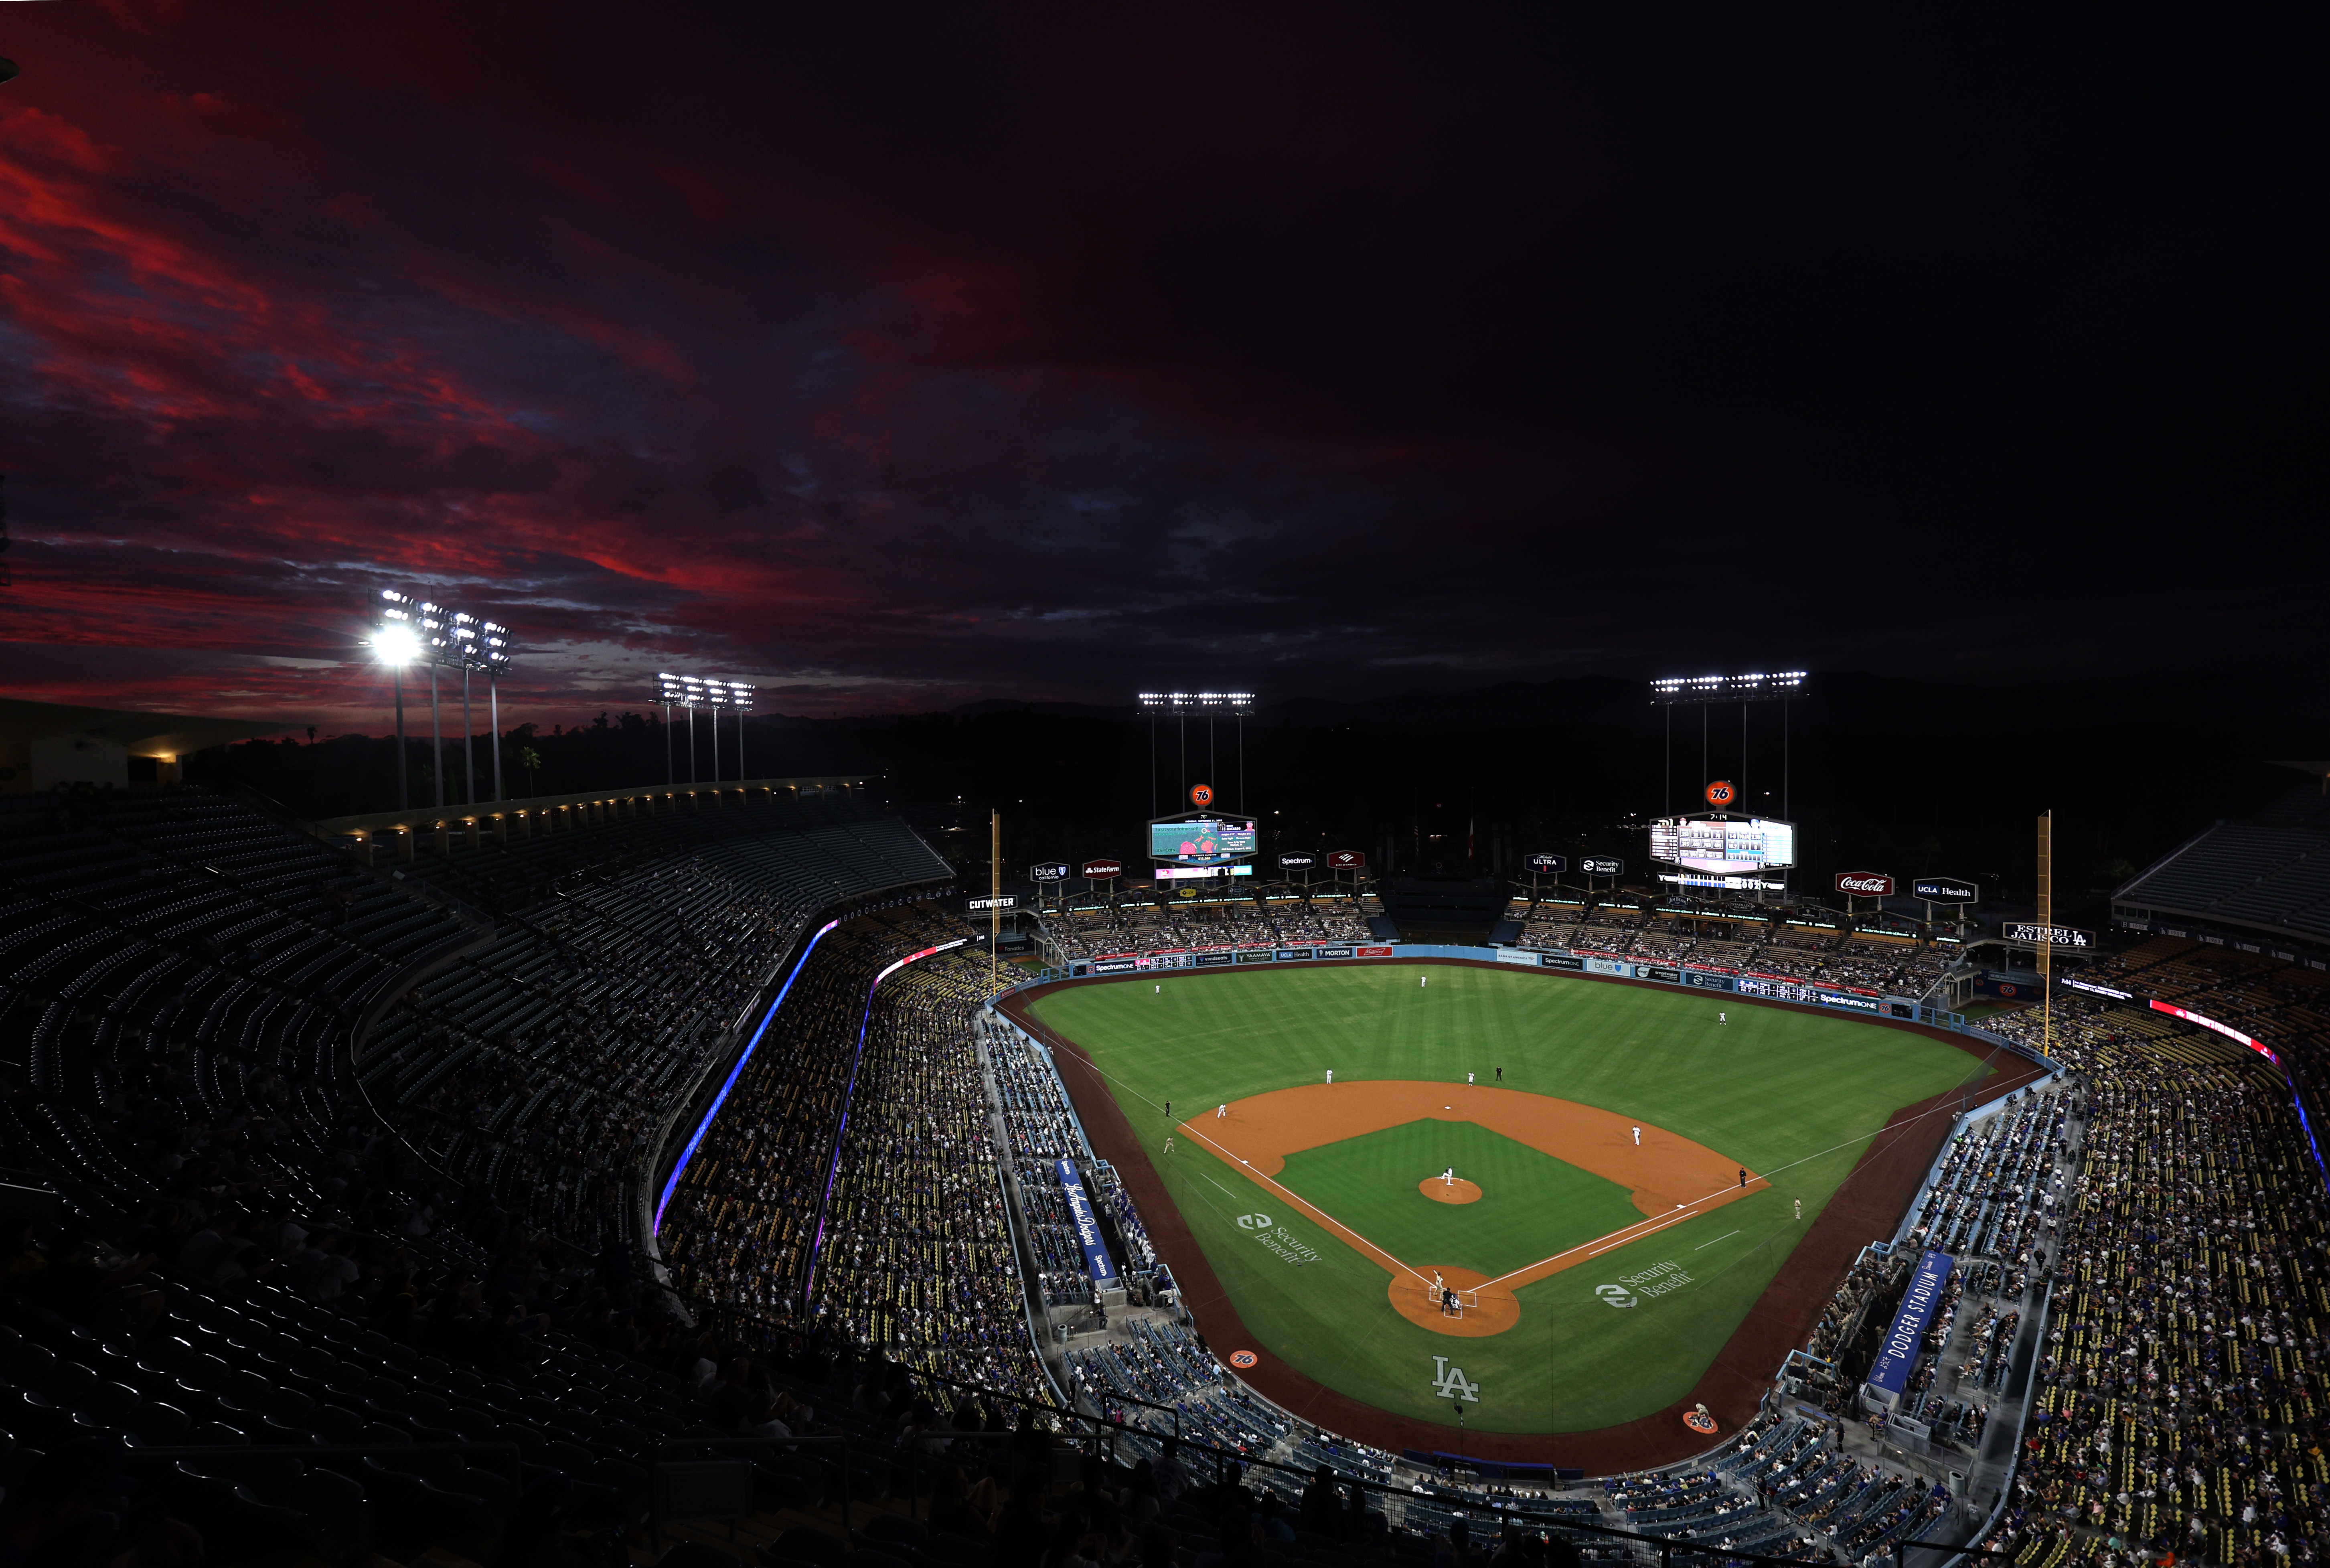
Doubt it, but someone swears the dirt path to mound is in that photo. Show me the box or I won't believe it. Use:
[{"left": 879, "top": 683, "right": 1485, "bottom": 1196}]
[
  {"left": 1177, "top": 1082, "right": 1763, "bottom": 1314},
  {"left": 1004, "top": 959, "right": 2048, "bottom": 1472}
]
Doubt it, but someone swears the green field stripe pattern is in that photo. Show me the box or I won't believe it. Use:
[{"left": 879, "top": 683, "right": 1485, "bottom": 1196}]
[{"left": 1033, "top": 965, "right": 1991, "bottom": 1434}]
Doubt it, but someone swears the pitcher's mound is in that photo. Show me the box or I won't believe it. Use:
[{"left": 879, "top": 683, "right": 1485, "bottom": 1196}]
[
  {"left": 1419, "top": 1177, "right": 1482, "bottom": 1205},
  {"left": 1391, "top": 1264, "right": 1520, "bottom": 1337}
]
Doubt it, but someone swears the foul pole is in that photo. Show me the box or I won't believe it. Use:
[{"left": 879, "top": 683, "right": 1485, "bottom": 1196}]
[
  {"left": 991, "top": 810, "right": 1002, "bottom": 986},
  {"left": 2037, "top": 810, "right": 2053, "bottom": 1061}
]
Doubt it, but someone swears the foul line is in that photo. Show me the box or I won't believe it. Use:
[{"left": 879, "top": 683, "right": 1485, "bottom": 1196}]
[
  {"left": 1696, "top": 1229, "right": 1742, "bottom": 1250},
  {"left": 1176, "top": 1121, "right": 1436, "bottom": 1290}
]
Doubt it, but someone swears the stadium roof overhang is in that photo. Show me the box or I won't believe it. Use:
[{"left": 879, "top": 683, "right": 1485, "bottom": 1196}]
[{"left": 0, "top": 697, "right": 310, "bottom": 758}]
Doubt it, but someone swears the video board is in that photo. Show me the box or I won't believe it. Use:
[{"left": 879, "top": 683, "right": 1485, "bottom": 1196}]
[
  {"left": 1149, "top": 816, "right": 1259, "bottom": 867},
  {"left": 1649, "top": 815, "right": 1797, "bottom": 875}
]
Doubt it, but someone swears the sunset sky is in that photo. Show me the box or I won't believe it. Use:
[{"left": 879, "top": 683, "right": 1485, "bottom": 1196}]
[{"left": 0, "top": 5, "right": 2312, "bottom": 732}]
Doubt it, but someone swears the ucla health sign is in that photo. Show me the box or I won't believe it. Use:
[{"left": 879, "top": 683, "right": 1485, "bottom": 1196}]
[{"left": 1054, "top": 1159, "right": 1119, "bottom": 1285}]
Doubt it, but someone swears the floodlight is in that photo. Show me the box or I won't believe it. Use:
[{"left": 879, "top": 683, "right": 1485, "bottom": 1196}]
[
  {"left": 373, "top": 624, "right": 423, "bottom": 665},
  {"left": 1648, "top": 672, "right": 1807, "bottom": 705}
]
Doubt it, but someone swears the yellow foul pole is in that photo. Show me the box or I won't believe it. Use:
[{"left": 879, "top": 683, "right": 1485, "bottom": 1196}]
[
  {"left": 2036, "top": 809, "right": 2052, "bottom": 1061},
  {"left": 991, "top": 809, "right": 1002, "bottom": 986}
]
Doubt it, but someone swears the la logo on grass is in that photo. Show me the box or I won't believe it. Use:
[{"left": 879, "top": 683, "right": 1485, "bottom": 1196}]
[{"left": 1431, "top": 1356, "right": 1480, "bottom": 1404}]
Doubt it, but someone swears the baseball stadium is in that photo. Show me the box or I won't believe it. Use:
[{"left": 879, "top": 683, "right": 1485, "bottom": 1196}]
[{"left": 6, "top": 677, "right": 2324, "bottom": 1568}]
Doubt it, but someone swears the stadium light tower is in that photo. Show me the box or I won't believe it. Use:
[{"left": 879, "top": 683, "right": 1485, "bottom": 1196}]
[
  {"left": 1138, "top": 691, "right": 1256, "bottom": 816},
  {"left": 1647, "top": 672, "right": 1807, "bottom": 821},
  {"left": 654, "top": 674, "right": 754, "bottom": 787},
  {"left": 370, "top": 609, "right": 424, "bottom": 812},
  {"left": 379, "top": 589, "right": 518, "bottom": 812}
]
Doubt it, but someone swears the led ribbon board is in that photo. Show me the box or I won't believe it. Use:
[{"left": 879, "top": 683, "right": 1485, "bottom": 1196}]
[
  {"left": 653, "top": 918, "right": 839, "bottom": 1232},
  {"left": 2150, "top": 999, "right": 2277, "bottom": 1065}
]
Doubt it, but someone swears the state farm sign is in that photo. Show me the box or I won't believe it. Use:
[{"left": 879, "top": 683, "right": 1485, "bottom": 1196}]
[
  {"left": 1080, "top": 859, "right": 1123, "bottom": 879},
  {"left": 1834, "top": 871, "right": 1895, "bottom": 897}
]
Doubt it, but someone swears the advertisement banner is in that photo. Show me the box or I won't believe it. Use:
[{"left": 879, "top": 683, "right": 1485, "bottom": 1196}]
[
  {"left": 1278, "top": 853, "right": 1317, "bottom": 870},
  {"left": 1834, "top": 872, "right": 1894, "bottom": 898},
  {"left": 1912, "top": 877, "right": 1978, "bottom": 903},
  {"left": 1578, "top": 856, "right": 1625, "bottom": 877},
  {"left": 1030, "top": 863, "right": 1068, "bottom": 882},
  {"left": 1236, "top": 950, "right": 1276, "bottom": 964},
  {"left": 1274, "top": 948, "right": 1315, "bottom": 961},
  {"left": 1683, "top": 970, "right": 1734, "bottom": 991},
  {"left": 1091, "top": 959, "right": 1138, "bottom": 975},
  {"left": 1194, "top": 951, "right": 1235, "bottom": 966},
  {"left": 1868, "top": 1250, "right": 1955, "bottom": 1396},
  {"left": 1524, "top": 853, "right": 1568, "bottom": 875},
  {"left": 966, "top": 895, "right": 1018, "bottom": 911},
  {"left": 1585, "top": 956, "right": 1634, "bottom": 977},
  {"left": 1327, "top": 851, "right": 1367, "bottom": 870},
  {"left": 2004, "top": 922, "right": 2094, "bottom": 949},
  {"left": 1540, "top": 952, "right": 1585, "bottom": 970},
  {"left": 1316, "top": 945, "right": 1356, "bottom": 959},
  {"left": 1054, "top": 1159, "right": 1120, "bottom": 1285},
  {"left": 1358, "top": 945, "right": 1394, "bottom": 958},
  {"left": 1645, "top": 965, "right": 1681, "bottom": 982},
  {"left": 2150, "top": 999, "right": 2277, "bottom": 1064},
  {"left": 1496, "top": 948, "right": 1542, "bottom": 964},
  {"left": 1081, "top": 859, "right": 1124, "bottom": 879}
]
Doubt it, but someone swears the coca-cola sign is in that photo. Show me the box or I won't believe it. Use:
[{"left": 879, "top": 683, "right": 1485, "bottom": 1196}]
[
  {"left": 1834, "top": 871, "right": 1895, "bottom": 897},
  {"left": 1080, "top": 859, "right": 1123, "bottom": 879},
  {"left": 1327, "top": 850, "right": 1367, "bottom": 870}
]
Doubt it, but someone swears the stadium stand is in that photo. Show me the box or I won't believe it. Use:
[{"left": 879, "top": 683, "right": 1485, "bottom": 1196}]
[
  {"left": 2115, "top": 789, "right": 2330, "bottom": 945},
  {"left": 16, "top": 776, "right": 2330, "bottom": 1566}
]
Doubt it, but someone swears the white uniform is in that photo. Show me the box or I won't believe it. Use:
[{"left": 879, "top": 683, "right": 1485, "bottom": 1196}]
[
  {"left": 1632, "top": 1126, "right": 1641, "bottom": 1146},
  {"left": 1794, "top": 1198, "right": 1803, "bottom": 1220},
  {"left": 1325, "top": 1070, "right": 1333, "bottom": 1085},
  {"left": 1216, "top": 1103, "right": 1226, "bottom": 1119},
  {"left": 1720, "top": 1011, "right": 1727, "bottom": 1024},
  {"left": 1467, "top": 1072, "right": 1474, "bottom": 1085},
  {"left": 1443, "top": 1167, "right": 1455, "bottom": 1186},
  {"left": 1420, "top": 975, "right": 1427, "bottom": 987}
]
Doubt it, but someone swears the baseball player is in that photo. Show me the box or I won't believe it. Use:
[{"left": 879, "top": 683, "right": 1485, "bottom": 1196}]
[
  {"left": 1494, "top": 1066, "right": 1503, "bottom": 1082},
  {"left": 1325, "top": 1069, "right": 1333, "bottom": 1086},
  {"left": 1466, "top": 1072, "right": 1474, "bottom": 1086},
  {"left": 1443, "top": 1167, "right": 1455, "bottom": 1187},
  {"left": 1165, "top": 1137, "right": 1175, "bottom": 1156},
  {"left": 1632, "top": 1125, "right": 1641, "bottom": 1146},
  {"left": 1419, "top": 974, "right": 1427, "bottom": 988},
  {"left": 1216, "top": 1103, "right": 1226, "bottom": 1119},
  {"left": 1720, "top": 1011, "right": 1727, "bottom": 1024},
  {"left": 1794, "top": 1198, "right": 1803, "bottom": 1221}
]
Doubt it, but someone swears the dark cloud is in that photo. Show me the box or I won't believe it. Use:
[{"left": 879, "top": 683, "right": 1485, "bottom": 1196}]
[{"left": 0, "top": 4, "right": 2315, "bottom": 726}]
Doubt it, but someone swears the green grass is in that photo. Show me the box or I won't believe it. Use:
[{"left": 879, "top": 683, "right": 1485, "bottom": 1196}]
[
  {"left": 1032, "top": 964, "right": 1992, "bottom": 1434},
  {"left": 1278, "top": 1120, "right": 1642, "bottom": 1278}
]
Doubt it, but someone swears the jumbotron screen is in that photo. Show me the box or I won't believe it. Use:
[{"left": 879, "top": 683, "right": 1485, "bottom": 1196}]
[
  {"left": 1150, "top": 817, "right": 1258, "bottom": 866},
  {"left": 1649, "top": 815, "right": 1797, "bottom": 875}
]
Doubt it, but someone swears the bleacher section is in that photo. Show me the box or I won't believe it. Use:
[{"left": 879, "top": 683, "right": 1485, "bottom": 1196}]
[{"left": 2117, "top": 790, "right": 2330, "bottom": 944}]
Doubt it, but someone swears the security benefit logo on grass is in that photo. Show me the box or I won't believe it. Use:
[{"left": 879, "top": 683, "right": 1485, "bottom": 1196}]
[
  {"left": 1239, "top": 1213, "right": 1320, "bottom": 1267},
  {"left": 1430, "top": 1355, "right": 1481, "bottom": 1404},
  {"left": 1597, "top": 1260, "right": 1693, "bottom": 1308}
]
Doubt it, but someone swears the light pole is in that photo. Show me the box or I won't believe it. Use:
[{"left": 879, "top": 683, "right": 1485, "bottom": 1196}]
[{"left": 374, "top": 626, "right": 421, "bottom": 812}]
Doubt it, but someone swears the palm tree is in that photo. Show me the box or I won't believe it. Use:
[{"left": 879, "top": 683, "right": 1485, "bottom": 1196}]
[{"left": 517, "top": 746, "right": 543, "bottom": 797}]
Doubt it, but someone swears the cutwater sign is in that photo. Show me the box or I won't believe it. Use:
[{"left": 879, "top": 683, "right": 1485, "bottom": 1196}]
[
  {"left": 1868, "top": 1249, "right": 1954, "bottom": 1397},
  {"left": 1054, "top": 1159, "right": 1119, "bottom": 1285}
]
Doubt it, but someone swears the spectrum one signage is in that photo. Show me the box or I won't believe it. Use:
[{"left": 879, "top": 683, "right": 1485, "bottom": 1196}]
[
  {"left": 1278, "top": 853, "right": 1317, "bottom": 869},
  {"left": 1834, "top": 871, "right": 1895, "bottom": 897}
]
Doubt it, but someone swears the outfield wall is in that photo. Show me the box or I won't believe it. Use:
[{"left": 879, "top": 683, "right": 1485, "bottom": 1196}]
[{"left": 1043, "top": 940, "right": 2063, "bottom": 1076}]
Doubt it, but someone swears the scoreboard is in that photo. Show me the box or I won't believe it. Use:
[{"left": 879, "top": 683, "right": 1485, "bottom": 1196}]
[
  {"left": 1149, "top": 816, "right": 1258, "bottom": 867},
  {"left": 1649, "top": 815, "right": 1797, "bottom": 875}
]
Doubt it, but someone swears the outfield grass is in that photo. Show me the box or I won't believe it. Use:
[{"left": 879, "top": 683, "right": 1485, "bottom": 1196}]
[{"left": 1031, "top": 964, "right": 1992, "bottom": 1434}]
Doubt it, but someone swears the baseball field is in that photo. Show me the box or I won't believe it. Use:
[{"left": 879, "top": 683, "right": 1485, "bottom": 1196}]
[{"left": 1029, "top": 964, "right": 1995, "bottom": 1438}]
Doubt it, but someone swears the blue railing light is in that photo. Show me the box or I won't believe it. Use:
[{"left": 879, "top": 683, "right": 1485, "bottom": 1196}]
[{"left": 653, "top": 918, "right": 839, "bottom": 1234}]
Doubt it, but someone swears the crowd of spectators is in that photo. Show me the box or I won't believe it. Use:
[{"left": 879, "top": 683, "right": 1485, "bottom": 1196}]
[
  {"left": 1044, "top": 892, "right": 1372, "bottom": 959},
  {"left": 1509, "top": 897, "right": 1961, "bottom": 996}
]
